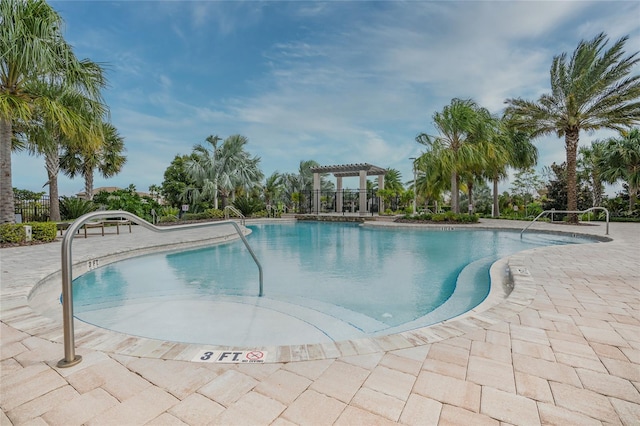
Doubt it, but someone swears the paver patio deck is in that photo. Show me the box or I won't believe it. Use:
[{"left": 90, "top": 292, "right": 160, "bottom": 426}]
[{"left": 1, "top": 218, "right": 638, "bottom": 425}]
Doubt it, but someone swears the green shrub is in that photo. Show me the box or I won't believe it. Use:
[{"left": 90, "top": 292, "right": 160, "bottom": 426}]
[
  {"left": 204, "top": 208, "right": 224, "bottom": 219},
  {"left": 158, "top": 215, "right": 178, "bottom": 223},
  {"left": 232, "top": 198, "right": 264, "bottom": 216},
  {"left": 60, "top": 196, "right": 98, "bottom": 220},
  {"left": 0, "top": 224, "right": 25, "bottom": 243},
  {"left": 27, "top": 222, "right": 57, "bottom": 242}
]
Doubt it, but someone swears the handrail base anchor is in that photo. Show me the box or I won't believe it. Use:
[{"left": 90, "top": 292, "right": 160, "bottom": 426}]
[{"left": 57, "top": 355, "right": 82, "bottom": 368}]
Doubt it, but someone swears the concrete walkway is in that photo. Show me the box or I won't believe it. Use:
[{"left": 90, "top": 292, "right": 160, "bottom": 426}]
[{"left": 1, "top": 219, "right": 638, "bottom": 425}]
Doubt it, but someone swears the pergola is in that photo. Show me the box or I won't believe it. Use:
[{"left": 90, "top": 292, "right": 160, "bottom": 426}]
[{"left": 309, "top": 163, "right": 388, "bottom": 215}]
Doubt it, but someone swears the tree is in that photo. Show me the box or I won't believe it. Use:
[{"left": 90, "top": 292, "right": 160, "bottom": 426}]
[
  {"left": 161, "top": 154, "right": 199, "bottom": 208},
  {"left": 510, "top": 167, "right": 544, "bottom": 217},
  {"left": 186, "top": 134, "right": 263, "bottom": 209},
  {"left": 542, "top": 163, "right": 592, "bottom": 215},
  {"left": 505, "top": 33, "right": 640, "bottom": 223},
  {"left": 416, "top": 98, "right": 492, "bottom": 213},
  {"left": 599, "top": 128, "right": 640, "bottom": 211},
  {"left": 60, "top": 122, "right": 126, "bottom": 201},
  {"left": 578, "top": 140, "right": 607, "bottom": 207},
  {"left": 1, "top": 0, "right": 106, "bottom": 223},
  {"left": 22, "top": 75, "right": 106, "bottom": 221},
  {"left": 485, "top": 119, "right": 538, "bottom": 217}
]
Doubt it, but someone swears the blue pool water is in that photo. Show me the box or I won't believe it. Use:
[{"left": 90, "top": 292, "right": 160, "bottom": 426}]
[{"left": 72, "top": 222, "right": 594, "bottom": 345}]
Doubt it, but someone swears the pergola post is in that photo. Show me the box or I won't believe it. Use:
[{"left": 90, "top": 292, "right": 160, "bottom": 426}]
[
  {"left": 359, "top": 170, "right": 367, "bottom": 216},
  {"left": 313, "top": 172, "right": 321, "bottom": 214},
  {"left": 378, "top": 174, "right": 385, "bottom": 213},
  {"left": 336, "top": 177, "right": 343, "bottom": 214}
]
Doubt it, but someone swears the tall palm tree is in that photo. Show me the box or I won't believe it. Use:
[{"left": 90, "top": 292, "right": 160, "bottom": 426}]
[
  {"left": 60, "top": 122, "right": 126, "bottom": 200},
  {"left": 1, "top": 0, "right": 106, "bottom": 223},
  {"left": 263, "top": 171, "right": 282, "bottom": 207},
  {"left": 505, "top": 33, "right": 640, "bottom": 222},
  {"left": 187, "top": 134, "right": 263, "bottom": 209},
  {"left": 22, "top": 76, "right": 105, "bottom": 221},
  {"left": 416, "top": 98, "right": 491, "bottom": 213},
  {"left": 599, "top": 128, "right": 640, "bottom": 211},
  {"left": 578, "top": 140, "right": 607, "bottom": 208},
  {"left": 484, "top": 119, "right": 538, "bottom": 217}
]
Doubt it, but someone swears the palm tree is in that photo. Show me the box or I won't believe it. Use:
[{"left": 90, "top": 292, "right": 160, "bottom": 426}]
[
  {"left": 416, "top": 98, "right": 492, "bottom": 213},
  {"left": 505, "top": 33, "right": 640, "bottom": 222},
  {"left": 599, "top": 128, "right": 640, "bottom": 211},
  {"left": 60, "top": 122, "right": 126, "bottom": 200},
  {"left": 263, "top": 171, "right": 282, "bottom": 207},
  {"left": 22, "top": 76, "right": 105, "bottom": 221},
  {"left": 484, "top": 119, "right": 538, "bottom": 217},
  {"left": 1, "top": 0, "right": 106, "bottom": 223},
  {"left": 578, "top": 140, "right": 607, "bottom": 208},
  {"left": 187, "top": 134, "right": 263, "bottom": 209}
]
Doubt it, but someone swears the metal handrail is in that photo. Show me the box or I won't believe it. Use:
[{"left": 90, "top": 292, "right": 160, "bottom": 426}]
[
  {"left": 224, "top": 205, "right": 245, "bottom": 226},
  {"left": 57, "top": 210, "right": 263, "bottom": 368},
  {"left": 520, "top": 207, "right": 609, "bottom": 237}
]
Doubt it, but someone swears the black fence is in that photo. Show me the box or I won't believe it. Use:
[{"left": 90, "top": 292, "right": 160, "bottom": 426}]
[
  {"left": 292, "top": 190, "right": 402, "bottom": 215},
  {"left": 14, "top": 196, "right": 50, "bottom": 222}
]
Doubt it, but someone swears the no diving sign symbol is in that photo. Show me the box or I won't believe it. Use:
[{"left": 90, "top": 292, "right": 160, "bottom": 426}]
[{"left": 193, "top": 350, "right": 268, "bottom": 363}]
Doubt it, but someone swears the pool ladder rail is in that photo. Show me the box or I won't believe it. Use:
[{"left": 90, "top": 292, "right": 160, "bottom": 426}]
[
  {"left": 520, "top": 207, "right": 609, "bottom": 237},
  {"left": 224, "top": 205, "right": 245, "bottom": 226},
  {"left": 57, "top": 210, "right": 263, "bottom": 368}
]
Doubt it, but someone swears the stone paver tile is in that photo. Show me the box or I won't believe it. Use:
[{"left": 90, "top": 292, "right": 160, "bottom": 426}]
[
  {"left": 537, "top": 402, "right": 601, "bottom": 426},
  {"left": 281, "top": 389, "right": 345, "bottom": 425},
  {"left": 549, "top": 337, "right": 599, "bottom": 359},
  {"left": 86, "top": 386, "right": 179, "bottom": 426},
  {"left": 438, "top": 404, "right": 499, "bottom": 426},
  {"left": 485, "top": 330, "right": 511, "bottom": 348},
  {"left": 41, "top": 388, "right": 118, "bottom": 425},
  {"left": 0, "top": 358, "right": 23, "bottom": 377},
  {"left": 212, "top": 391, "right": 285, "bottom": 425},
  {"left": 398, "top": 394, "right": 442, "bottom": 425},
  {"left": 254, "top": 369, "right": 311, "bottom": 405},
  {"left": 146, "top": 412, "right": 188, "bottom": 425},
  {"left": 444, "top": 337, "right": 472, "bottom": 350},
  {"left": 0, "top": 410, "right": 11, "bottom": 426},
  {"left": 351, "top": 387, "right": 404, "bottom": 421},
  {"left": 413, "top": 371, "right": 481, "bottom": 413},
  {"left": 271, "top": 417, "right": 298, "bottom": 426},
  {"left": 550, "top": 381, "right": 619, "bottom": 423},
  {"left": 576, "top": 368, "right": 640, "bottom": 403},
  {"left": 124, "top": 357, "right": 219, "bottom": 399},
  {"left": 334, "top": 405, "right": 398, "bottom": 425},
  {"left": 1, "top": 341, "right": 27, "bottom": 361},
  {"left": 6, "top": 385, "right": 78, "bottom": 425},
  {"left": 340, "top": 352, "right": 384, "bottom": 370},
  {"left": 379, "top": 353, "right": 422, "bottom": 375},
  {"left": 601, "top": 356, "right": 640, "bottom": 382},
  {"left": 470, "top": 341, "right": 512, "bottom": 364},
  {"left": 509, "top": 324, "right": 549, "bottom": 346},
  {"left": 609, "top": 397, "right": 640, "bottom": 426},
  {"left": 480, "top": 386, "right": 539, "bottom": 425},
  {"left": 363, "top": 365, "right": 415, "bottom": 401},
  {"left": 16, "top": 416, "right": 49, "bottom": 426},
  {"left": 514, "top": 372, "right": 553, "bottom": 403},
  {"left": 427, "top": 342, "right": 469, "bottom": 367},
  {"left": 282, "top": 359, "right": 333, "bottom": 380},
  {"left": 421, "top": 358, "right": 467, "bottom": 380},
  {"left": 389, "top": 344, "right": 431, "bottom": 362},
  {"left": 168, "top": 393, "right": 225, "bottom": 425},
  {"left": 512, "top": 353, "right": 581, "bottom": 387},
  {"left": 590, "top": 342, "right": 629, "bottom": 361},
  {"left": 234, "top": 362, "right": 283, "bottom": 381},
  {"left": 66, "top": 358, "right": 152, "bottom": 401},
  {"left": 511, "top": 340, "right": 555, "bottom": 362},
  {"left": 466, "top": 356, "right": 515, "bottom": 393},
  {"left": 579, "top": 325, "right": 629, "bottom": 346},
  {"left": 197, "top": 369, "right": 258, "bottom": 407},
  {"left": 546, "top": 329, "right": 590, "bottom": 344},
  {"left": 555, "top": 352, "right": 608, "bottom": 372},
  {"left": 1, "top": 365, "right": 66, "bottom": 411},
  {"left": 309, "top": 360, "right": 370, "bottom": 404},
  {"left": 620, "top": 347, "right": 640, "bottom": 364}
]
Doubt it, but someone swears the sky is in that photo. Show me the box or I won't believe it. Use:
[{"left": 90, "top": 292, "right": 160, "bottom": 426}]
[{"left": 12, "top": 0, "right": 640, "bottom": 197}]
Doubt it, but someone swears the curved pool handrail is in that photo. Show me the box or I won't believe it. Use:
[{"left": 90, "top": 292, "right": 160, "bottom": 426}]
[
  {"left": 520, "top": 207, "right": 609, "bottom": 237},
  {"left": 57, "top": 210, "right": 263, "bottom": 368},
  {"left": 224, "top": 205, "right": 245, "bottom": 226}
]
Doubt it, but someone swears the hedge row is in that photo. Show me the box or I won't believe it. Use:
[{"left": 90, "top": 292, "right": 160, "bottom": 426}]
[{"left": 0, "top": 222, "right": 57, "bottom": 244}]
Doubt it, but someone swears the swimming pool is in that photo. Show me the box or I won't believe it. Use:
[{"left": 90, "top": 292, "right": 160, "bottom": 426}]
[{"left": 71, "top": 222, "right": 594, "bottom": 346}]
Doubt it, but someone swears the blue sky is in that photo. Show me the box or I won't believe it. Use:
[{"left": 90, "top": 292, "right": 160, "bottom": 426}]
[{"left": 13, "top": 0, "right": 640, "bottom": 196}]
